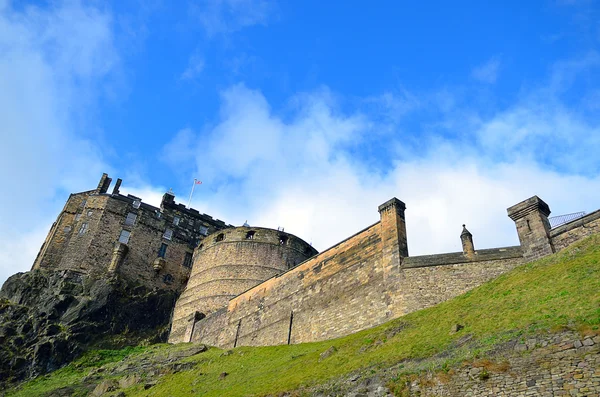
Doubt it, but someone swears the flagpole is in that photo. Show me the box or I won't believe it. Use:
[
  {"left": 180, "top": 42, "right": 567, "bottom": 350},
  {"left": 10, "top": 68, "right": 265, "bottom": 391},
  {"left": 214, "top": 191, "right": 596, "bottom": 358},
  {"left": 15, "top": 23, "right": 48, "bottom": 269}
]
[{"left": 187, "top": 179, "right": 197, "bottom": 208}]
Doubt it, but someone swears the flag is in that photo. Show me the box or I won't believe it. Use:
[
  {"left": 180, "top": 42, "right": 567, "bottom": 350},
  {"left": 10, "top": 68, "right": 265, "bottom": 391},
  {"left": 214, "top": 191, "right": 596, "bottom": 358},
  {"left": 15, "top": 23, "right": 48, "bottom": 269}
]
[{"left": 195, "top": 180, "right": 202, "bottom": 185}]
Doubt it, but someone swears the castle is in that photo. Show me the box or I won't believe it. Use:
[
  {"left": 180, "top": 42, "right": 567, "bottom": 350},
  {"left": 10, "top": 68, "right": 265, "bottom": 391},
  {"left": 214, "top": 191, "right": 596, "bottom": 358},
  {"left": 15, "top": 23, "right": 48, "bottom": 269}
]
[{"left": 33, "top": 174, "right": 600, "bottom": 348}]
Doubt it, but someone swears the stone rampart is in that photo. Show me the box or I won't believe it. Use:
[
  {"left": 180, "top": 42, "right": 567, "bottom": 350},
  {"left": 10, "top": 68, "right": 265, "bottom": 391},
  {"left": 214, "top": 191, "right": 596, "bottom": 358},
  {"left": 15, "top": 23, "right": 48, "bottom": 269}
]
[
  {"left": 550, "top": 209, "right": 600, "bottom": 252},
  {"left": 169, "top": 227, "right": 317, "bottom": 343},
  {"left": 184, "top": 213, "right": 527, "bottom": 348}
]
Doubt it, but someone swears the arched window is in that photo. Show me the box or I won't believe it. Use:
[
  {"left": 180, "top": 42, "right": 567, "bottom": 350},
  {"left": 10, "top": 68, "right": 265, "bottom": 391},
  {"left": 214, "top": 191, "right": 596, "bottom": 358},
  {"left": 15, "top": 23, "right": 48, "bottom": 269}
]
[{"left": 215, "top": 233, "right": 225, "bottom": 242}]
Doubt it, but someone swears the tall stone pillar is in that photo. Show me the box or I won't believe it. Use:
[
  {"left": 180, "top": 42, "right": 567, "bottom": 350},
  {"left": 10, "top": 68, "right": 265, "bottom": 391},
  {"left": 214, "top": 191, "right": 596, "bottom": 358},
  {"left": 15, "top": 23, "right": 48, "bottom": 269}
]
[
  {"left": 461, "top": 224, "right": 475, "bottom": 259},
  {"left": 507, "top": 196, "right": 554, "bottom": 260},
  {"left": 378, "top": 197, "right": 408, "bottom": 273}
]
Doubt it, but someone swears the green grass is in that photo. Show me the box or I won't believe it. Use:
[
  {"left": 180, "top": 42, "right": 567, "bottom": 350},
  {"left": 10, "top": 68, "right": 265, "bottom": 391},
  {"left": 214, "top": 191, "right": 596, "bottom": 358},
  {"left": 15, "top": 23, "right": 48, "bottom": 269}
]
[{"left": 7, "top": 235, "right": 600, "bottom": 397}]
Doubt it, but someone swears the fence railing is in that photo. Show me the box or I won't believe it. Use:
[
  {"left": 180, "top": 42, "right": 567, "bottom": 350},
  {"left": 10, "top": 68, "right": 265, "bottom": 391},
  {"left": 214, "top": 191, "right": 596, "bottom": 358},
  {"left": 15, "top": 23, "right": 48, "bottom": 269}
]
[{"left": 549, "top": 212, "right": 586, "bottom": 229}]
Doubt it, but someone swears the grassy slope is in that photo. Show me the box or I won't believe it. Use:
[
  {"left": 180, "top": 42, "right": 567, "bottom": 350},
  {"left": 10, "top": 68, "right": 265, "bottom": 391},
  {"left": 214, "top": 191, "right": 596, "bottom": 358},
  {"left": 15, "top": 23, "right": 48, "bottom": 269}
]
[{"left": 7, "top": 235, "right": 600, "bottom": 397}]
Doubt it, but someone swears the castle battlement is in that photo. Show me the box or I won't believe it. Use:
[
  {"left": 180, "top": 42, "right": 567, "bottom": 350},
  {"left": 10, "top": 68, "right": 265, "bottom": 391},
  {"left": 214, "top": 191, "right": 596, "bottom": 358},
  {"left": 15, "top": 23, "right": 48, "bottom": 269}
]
[
  {"left": 31, "top": 174, "right": 600, "bottom": 349},
  {"left": 168, "top": 193, "right": 600, "bottom": 347}
]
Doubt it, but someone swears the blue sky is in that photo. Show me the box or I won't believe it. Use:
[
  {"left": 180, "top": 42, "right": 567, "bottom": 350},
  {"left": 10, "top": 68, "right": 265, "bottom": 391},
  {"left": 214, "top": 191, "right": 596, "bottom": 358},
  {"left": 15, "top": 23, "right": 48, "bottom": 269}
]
[{"left": 2, "top": 0, "right": 600, "bottom": 284}]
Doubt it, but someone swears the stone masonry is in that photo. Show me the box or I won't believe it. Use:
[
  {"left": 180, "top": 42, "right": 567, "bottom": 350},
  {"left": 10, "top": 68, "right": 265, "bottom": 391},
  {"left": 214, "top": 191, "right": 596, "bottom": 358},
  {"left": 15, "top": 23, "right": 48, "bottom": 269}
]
[
  {"left": 30, "top": 174, "right": 600, "bottom": 351},
  {"left": 407, "top": 331, "right": 600, "bottom": 397},
  {"left": 33, "top": 173, "right": 232, "bottom": 292},
  {"left": 170, "top": 195, "right": 600, "bottom": 348}
]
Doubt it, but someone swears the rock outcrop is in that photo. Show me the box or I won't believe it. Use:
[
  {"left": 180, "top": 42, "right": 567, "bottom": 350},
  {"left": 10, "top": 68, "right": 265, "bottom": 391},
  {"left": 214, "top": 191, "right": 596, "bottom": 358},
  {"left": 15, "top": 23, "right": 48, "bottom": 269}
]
[{"left": 0, "top": 269, "right": 178, "bottom": 388}]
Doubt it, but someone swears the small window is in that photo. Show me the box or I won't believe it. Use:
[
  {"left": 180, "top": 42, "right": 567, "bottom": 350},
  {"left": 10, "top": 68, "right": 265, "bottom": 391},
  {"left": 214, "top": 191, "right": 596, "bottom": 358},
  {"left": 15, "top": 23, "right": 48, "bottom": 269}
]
[
  {"left": 63, "top": 226, "right": 72, "bottom": 233},
  {"left": 163, "top": 274, "right": 174, "bottom": 284},
  {"left": 125, "top": 212, "right": 137, "bottom": 226},
  {"left": 132, "top": 199, "right": 141, "bottom": 209},
  {"left": 118, "top": 230, "right": 131, "bottom": 244},
  {"left": 78, "top": 223, "right": 88, "bottom": 235},
  {"left": 279, "top": 235, "right": 288, "bottom": 245},
  {"left": 155, "top": 210, "right": 162, "bottom": 219},
  {"left": 173, "top": 216, "right": 180, "bottom": 226},
  {"left": 199, "top": 226, "right": 208, "bottom": 236},
  {"left": 183, "top": 252, "right": 193, "bottom": 268},
  {"left": 163, "top": 228, "right": 173, "bottom": 240},
  {"left": 75, "top": 213, "right": 82, "bottom": 221},
  {"left": 158, "top": 243, "right": 168, "bottom": 258},
  {"left": 246, "top": 231, "right": 255, "bottom": 240},
  {"left": 80, "top": 199, "right": 86, "bottom": 207},
  {"left": 215, "top": 233, "right": 224, "bottom": 242},
  {"left": 198, "top": 243, "right": 204, "bottom": 250},
  {"left": 87, "top": 210, "right": 93, "bottom": 217}
]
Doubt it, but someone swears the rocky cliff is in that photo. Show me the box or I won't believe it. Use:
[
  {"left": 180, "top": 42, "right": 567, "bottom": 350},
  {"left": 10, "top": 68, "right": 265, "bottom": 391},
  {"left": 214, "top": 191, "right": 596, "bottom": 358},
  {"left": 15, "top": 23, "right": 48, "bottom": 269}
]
[{"left": 0, "top": 269, "right": 178, "bottom": 388}]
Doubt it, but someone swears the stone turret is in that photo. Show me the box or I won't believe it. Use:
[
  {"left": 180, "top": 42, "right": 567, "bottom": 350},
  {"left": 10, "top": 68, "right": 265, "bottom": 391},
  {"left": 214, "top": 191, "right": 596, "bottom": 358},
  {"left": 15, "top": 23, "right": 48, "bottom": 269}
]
[
  {"left": 169, "top": 226, "right": 318, "bottom": 343},
  {"left": 507, "top": 196, "right": 554, "bottom": 260},
  {"left": 378, "top": 198, "right": 408, "bottom": 275},
  {"left": 461, "top": 224, "right": 475, "bottom": 258}
]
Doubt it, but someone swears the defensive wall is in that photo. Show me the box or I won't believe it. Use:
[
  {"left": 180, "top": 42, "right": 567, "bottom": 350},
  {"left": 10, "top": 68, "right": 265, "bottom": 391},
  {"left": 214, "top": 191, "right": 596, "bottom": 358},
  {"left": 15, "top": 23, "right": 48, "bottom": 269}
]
[
  {"left": 33, "top": 173, "right": 232, "bottom": 292},
  {"left": 169, "top": 227, "right": 318, "bottom": 343},
  {"left": 169, "top": 195, "right": 600, "bottom": 347}
]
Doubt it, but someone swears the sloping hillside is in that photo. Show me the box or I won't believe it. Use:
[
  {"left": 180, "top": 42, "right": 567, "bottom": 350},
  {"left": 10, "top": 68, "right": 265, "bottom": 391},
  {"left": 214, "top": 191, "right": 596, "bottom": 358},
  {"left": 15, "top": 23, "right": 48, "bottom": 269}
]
[{"left": 6, "top": 235, "right": 600, "bottom": 397}]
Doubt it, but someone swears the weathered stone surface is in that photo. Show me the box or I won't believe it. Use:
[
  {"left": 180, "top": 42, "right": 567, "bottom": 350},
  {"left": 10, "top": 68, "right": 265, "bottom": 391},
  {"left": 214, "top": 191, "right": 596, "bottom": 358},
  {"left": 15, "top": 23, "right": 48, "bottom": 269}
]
[
  {"left": 169, "top": 227, "right": 317, "bottom": 343},
  {"left": 32, "top": 173, "right": 232, "bottom": 293},
  {"left": 0, "top": 270, "right": 178, "bottom": 389}
]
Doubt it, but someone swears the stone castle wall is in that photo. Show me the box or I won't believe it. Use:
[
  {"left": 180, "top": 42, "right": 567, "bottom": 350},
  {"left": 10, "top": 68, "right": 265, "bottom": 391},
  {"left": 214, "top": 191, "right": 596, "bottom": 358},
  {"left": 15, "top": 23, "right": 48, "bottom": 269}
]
[
  {"left": 32, "top": 174, "right": 231, "bottom": 292},
  {"left": 407, "top": 331, "right": 600, "bottom": 397},
  {"left": 177, "top": 200, "right": 529, "bottom": 347},
  {"left": 173, "top": 194, "right": 599, "bottom": 348},
  {"left": 550, "top": 210, "right": 600, "bottom": 252},
  {"left": 169, "top": 227, "right": 317, "bottom": 343}
]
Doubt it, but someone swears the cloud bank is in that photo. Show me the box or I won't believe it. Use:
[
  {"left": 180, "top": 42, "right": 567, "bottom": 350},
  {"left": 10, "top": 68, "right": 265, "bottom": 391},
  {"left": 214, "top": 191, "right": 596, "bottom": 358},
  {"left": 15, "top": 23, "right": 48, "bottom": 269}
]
[
  {"left": 0, "top": 1, "right": 117, "bottom": 283},
  {"left": 163, "top": 63, "right": 600, "bottom": 256}
]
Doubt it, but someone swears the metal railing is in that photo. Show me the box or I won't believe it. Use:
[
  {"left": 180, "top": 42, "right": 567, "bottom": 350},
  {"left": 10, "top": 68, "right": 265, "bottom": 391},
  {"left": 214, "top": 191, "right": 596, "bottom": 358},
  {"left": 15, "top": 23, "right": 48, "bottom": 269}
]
[{"left": 549, "top": 212, "right": 586, "bottom": 229}]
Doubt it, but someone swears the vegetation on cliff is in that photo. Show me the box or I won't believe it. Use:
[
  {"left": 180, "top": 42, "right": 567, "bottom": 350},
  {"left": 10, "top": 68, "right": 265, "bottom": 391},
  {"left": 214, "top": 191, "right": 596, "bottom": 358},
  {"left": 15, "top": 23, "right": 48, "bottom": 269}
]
[
  {"left": 0, "top": 271, "right": 178, "bottom": 387},
  {"left": 4, "top": 235, "right": 600, "bottom": 396}
]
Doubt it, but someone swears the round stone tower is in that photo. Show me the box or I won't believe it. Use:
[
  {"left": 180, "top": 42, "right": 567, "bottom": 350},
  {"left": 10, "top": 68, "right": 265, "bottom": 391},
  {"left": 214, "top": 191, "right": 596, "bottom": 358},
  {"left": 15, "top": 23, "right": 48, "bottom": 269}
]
[{"left": 169, "top": 226, "right": 317, "bottom": 343}]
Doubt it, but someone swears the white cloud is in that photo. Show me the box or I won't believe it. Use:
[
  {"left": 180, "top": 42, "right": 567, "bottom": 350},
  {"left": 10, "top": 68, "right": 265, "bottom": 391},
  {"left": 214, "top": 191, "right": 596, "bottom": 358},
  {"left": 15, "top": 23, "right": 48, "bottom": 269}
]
[
  {"left": 190, "top": 0, "right": 274, "bottom": 36},
  {"left": 0, "top": 1, "right": 118, "bottom": 285},
  {"left": 163, "top": 81, "right": 600, "bottom": 258},
  {"left": 181, "top": 53, "right": 205, "bottom": 80},
  {"left": 472, "top": 57, "right": 501, "bottom": 84}
]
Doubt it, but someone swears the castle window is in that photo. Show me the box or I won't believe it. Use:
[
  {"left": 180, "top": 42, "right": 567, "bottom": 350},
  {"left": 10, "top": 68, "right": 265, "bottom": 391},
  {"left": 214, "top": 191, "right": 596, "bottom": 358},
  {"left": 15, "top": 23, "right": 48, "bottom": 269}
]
[
  {"left": 199, "top": 226, "right": 209, "bottom": 236},
  {"left": 246, "top": 231, "right": 255, "bottom": 240},
  {"left": 155, "top": 210, "right": 162, "bottom": 219},
  {"left": 163, "top": 228, "right": 173, "bottom": 240},
  {"left": 279, "top": 235, "right": 288, "bottom": 245},
  {"left": 63, "top": 226, "right": 72, "bottom": 233},
  {"left": 158, "top": 243, "right": 168, "bottom": 258},
  {"left": 87, "top": 210, "right": 93, "bottom": 217},
  {"left": 215, "top": 233, "right": 224, "bottom": 242},
  {"left": 163, "top": 274, "right": 174, "bottom": 284},
  {"left": 183, "top": 252, "right": 193, "bottom": 268},
  {"left": 78, "top": 223, "right": 88, "bottom": 235},
  {"left": 173, "top": 216, "right": 180, "bottom": 226},
  {"left": 132, "top": 199, "right": 141, "bottom": 209},
  {"left": 118, "top": 230, "right": 131, "bottom": 244},
  {"left": 75, "top": 213, "right": 82, "bottom": 221},
  {"left": 80, "top": 199, "right": 86, "bottom": 207},
  {"left": 125, "top": 212, "right": 137, "bottom": 226}
]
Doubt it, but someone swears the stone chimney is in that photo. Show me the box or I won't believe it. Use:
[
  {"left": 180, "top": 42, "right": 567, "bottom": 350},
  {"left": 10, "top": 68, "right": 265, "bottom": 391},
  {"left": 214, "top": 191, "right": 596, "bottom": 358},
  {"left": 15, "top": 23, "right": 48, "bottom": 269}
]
[
  {"left": 461, "top": 224, "right": 475, "bottom": 258},
  {"left": 112, "top": 178, "right": 122, "bottom": 195},
  {"left": 161, "top": 189, "right": 175, "bottom": 210},
  {"left": 507, "top": 196, "right": 554, "bottom": 260},
  {"left": 96, "top": 173, "right": 112, "bottom": 194}
]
